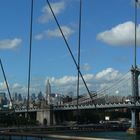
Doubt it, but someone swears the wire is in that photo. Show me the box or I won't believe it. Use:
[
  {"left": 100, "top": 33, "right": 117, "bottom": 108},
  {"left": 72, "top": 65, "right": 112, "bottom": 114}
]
[
  {"left": 46, "top": 0, "right": 94, "bottom": 100},
  {"left": 76, "top": 0, "right": 82, "bottom": 123},
  {"left": 96, "top": 71, "right": 130, "bottom": 94},
  {"left": 66, "top": 71, "right": 131, "bottom": 104},
  {"left": 89, "top": 72, "right": 131, "bottom": 101},
  {"left": 0, "top": 59, "right": 13, "bottom": 107},
  {"left": 27, "top": 0, "right": 34, "bottom": 124}
]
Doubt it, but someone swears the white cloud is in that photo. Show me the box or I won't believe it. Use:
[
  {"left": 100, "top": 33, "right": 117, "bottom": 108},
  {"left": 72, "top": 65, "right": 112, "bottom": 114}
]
[
  {"left": 83, "top": 74, "right": 94, "bottom": 82},
  {"left": 82, "top": 63, "right": 92, "bottom": 71},
  {"left": 11, "top": 84, "right": 39, "bottom": 97},
  {"left": 12, "top": 83, "right": 23, "bottom": 89},
  {"left": 39, "top": 1, "right": 66, "bottom": 23},
  {"left": 97, "top": 21, "right": 140, "bottom": 46},
  {"left": 0, "top": 82, "right": 38, "bottom": 96},
  {"left": 47, "top": 26, "right": 74, "bottom": 39},
  {"left": 48, "top": 75, "right": 77, "bottom": 86},
  {"left": 34, "top": 34, "right": 44, "bottom": 40},
  {"left": 95, "top": 68, "right": 121, "bottom": 81},
  {"left": 0, "top": 38, "right": 22, "bottom": 50},
  {"left": 0, "top": 81, "right": 25, "bottom": 94},
  {"left": 0, "top": 81, "right": 8, "bottom": 90},
  {"left": 45, "top": 68, "right": 123, "bottom": 94},
  {"left": 35, "top": 26, "right": 74, "bottom": 40},
  {"left": 0, "top": 67, "right": 129, "bottom": 98}
]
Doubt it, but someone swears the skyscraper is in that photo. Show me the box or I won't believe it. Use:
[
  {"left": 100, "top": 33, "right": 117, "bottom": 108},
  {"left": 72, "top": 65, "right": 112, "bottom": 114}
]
[
  {"left": 0, "top": 92, "right": 7, "bottom": 105},
  {"left": 46, "top": 79, "right": 51, "bottom": 105}
]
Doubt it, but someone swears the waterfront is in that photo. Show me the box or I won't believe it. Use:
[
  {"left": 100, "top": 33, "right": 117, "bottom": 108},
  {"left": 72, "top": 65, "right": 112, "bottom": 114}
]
[
  {"left": 1, "top": 131, "right": 140, "bottom": 140},
  {"left": 63, "top": 131, "right": 140, "bottom": 140}
]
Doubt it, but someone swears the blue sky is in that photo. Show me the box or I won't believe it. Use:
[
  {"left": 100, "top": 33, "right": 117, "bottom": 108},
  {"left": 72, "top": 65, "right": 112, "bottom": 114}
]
[{"left": 0, "top": 0, "right": 140, "bottom": 97}]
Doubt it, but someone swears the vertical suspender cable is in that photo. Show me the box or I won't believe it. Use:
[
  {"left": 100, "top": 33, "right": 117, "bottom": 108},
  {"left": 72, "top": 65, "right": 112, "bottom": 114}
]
[
  {"left": 46, "top": 0, "right": 94, "bottom": 101},
  {"left": 27, "top": 0, "right": 34, "bottom": 124},
  {"left": 77, "top": 0, "right": 82, "bottom": 123}
]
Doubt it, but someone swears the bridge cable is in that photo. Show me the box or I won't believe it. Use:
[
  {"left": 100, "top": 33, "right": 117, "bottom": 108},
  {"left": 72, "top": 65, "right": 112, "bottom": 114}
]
[
  {"left": 26, "top": 0, "right": 34, "bottom": 125},
  {"left": 76, "top": 0, "right": 82, "bottom": 123},
  {"left": 46, "top": 0, "right": 94, "bottom": 101},
  {"left": 71, "top": 72, "right": 131, "bottom": 104},
  {"left": 92, "top": 72, "right": 131, "bottom": 100},
  {"left": 96, "top": 71, "right": 130, "bottom": 94},
  {"left": 0, "top": 59, "right": 13, "bottom": 109}
]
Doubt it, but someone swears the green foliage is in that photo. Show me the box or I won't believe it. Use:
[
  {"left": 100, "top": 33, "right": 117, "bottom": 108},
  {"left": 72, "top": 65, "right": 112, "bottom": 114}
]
[{"left": 0, "top": 112, "right": 38, "bottom": 127}]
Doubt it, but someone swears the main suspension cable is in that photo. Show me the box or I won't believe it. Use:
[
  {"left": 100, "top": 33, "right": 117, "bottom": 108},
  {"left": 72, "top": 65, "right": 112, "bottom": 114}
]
[
  {"left": 96, "top": 71, "right": 130, "bottom": 95},
  {"left": 74, "top": 71, "right": 131, "bottom": 103}
]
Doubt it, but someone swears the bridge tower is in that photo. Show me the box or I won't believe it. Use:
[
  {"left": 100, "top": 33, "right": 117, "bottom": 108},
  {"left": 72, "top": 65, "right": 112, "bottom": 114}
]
[
  {"left": 36, "top": 79, "right": 55, "bottom": 126},
  {"left": 128, "top": 66, "right": 140, "bottom": 134},
  {"left": 36, "top": 105, "right": 55, "bottom": 126},
  {"left": 127, "top": 0, "right": 140, "bottom": 134}
]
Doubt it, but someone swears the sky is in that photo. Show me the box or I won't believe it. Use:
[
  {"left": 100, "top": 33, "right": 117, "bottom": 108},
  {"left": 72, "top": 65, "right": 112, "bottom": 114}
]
[{"left": 0, "top": 0, "right": 140, "bottom": 98}]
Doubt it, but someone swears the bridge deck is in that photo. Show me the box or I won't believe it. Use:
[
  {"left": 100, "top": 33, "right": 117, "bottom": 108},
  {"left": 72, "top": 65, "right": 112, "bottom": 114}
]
[{"left": 13, "top": 102, "right": 140, "bottom": 112}]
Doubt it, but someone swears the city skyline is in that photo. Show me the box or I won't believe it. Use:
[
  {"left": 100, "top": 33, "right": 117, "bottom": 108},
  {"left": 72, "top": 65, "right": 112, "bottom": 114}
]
[{"left": 0, "top": 0, "right": 140, "bottom": 97}]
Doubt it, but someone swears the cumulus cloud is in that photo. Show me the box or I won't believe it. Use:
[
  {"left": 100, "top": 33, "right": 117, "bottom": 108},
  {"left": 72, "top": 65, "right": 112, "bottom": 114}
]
[
  {"left": 0, "top": 81, "right": 8, "bottom": 90},
  {"left": 82, "top": 63, "right": 92, "bottom": 71},
  {"left": 35, "top": 26, "right": 74, "bottom": 40},
  {"left": 0, "top": 81, "right": 39, "bottom": 97},
  {"left": 39, "top": 1, "right": 66, "bottom": 23},
  {"left": 97, "top": 21, "right": 140, "bottom": 46},
  {"left": 0, "top": 68, "right": 130, "bottom": 99},
  {"left": 47, "top": 26, "right": 74, "bottom": 39},
  {"left": 95, "top": 68, "right": 121, "bottom": 81},
  {"left": 47, "top": 75, "right": 77, "bottom": 86},
  {"left": 12, "top": 83, "right": 39, "bottom": 94},
  {"left": 0, "top": 38, "right": 22, "bottom": 50},
  {"left": 34, "top": 34, "right": 44, "bottom": 40},
  {"left": 45, "top": 68, "right": 123, "bottom": 94},
  {"left": 12, "top": 83, "right": 23, "bottom": 89}
]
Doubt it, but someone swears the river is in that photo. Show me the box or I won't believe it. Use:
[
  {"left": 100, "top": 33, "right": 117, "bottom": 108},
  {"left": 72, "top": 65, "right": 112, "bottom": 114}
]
[{"left": 0, "top": 131, "right": 140, "bottom": 140}]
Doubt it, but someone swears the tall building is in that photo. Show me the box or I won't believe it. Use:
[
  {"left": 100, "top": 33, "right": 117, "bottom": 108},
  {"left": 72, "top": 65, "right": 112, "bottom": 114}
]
[
  {"left": 13, "top": 92, "right": 18, "bottom": 101},
  {"left": 38, "top": 91, "right": 44, "bottom": 101},
  {"left": 0, "top": 92, "right": 7, "bottom": 106},
  {"left": 46, "top": 79, "right": 51, "bottom": 105},
  {"left": 31, "top": 93, "right": 36, "bottom": 101},
  {"left": 18, "top": 93, "right": 22, "bottom": 102}
]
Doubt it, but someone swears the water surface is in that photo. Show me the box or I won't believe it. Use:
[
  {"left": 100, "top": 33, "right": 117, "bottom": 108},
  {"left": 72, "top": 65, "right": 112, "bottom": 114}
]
[{"left": 0, "top": 131, "right": 140, "bottom": 140}]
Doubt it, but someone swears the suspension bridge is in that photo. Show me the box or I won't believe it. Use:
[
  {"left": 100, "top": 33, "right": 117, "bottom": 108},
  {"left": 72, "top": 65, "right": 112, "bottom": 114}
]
[
  {"left": 0, "top": 0, "right": 140, "bottom": 135},
  {"left": 13, "top": 68, "right": 140, "bottom": 134}
]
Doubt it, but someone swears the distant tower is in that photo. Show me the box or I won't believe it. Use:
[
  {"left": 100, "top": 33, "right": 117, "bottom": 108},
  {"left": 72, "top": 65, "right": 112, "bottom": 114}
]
[{"left": 46, "top": 79, "right": 51, "bottom": 105}]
